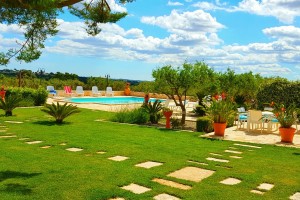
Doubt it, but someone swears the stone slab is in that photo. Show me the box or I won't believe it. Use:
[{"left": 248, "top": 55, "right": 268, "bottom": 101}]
[
  {"left": 251, "top": 190, "right": 264, "bottom": 195},
  {"left": 290, "top": 192, "right": 300, "bottom": 200},
  {"left": 234, "top": 143, "right": 262, "bottom": 149},
  {"left": 121, "top": 183, "right": 151, "bottom": 194},
  {"left": 206, "top": 157, "right": 229, "bottom": 163},
  {"left": 26, "top": 141, "right": 43, "bottom": 144},
  {"left": 66, "top": 147, "right": 83, "bottom": 152},
  {"left": 108, "top": 156, "right": 129, "bottom": 162},
  {"left": 209, "top": 153, "right": 223, "bottom": 156},
  {"left": 230, "top": 156, "right": 242, "bottom": 159},
  {"left": 135, "top": 161, "right": 163, "bottom": 169},
  {"left": 187, "top": 160, "right": 208, "bottom": 165},
  {"left": 40, "top": 146, "right": 51, "bottom": 149},
  {"left": 96, "top": 151, "right": 107, "bottom": 154},
  {"left": 108, "top": 198, "right": 125, "bottom": 200},
  {"left": 225, "top": 150, "right": 243, "bottom": 154},
  {"left": 220, "top": 178, "right": 241, "bottom": 185},
  {"left": 152, "top": 178, "right": 191, "bottom": 190},
  {"left": 154, "top": 193, "right": 181, "bottom": 200},
  {"left": 19, "top": 138, "right": 30, "bottom": 140},
  {"left": 60, "top": 143, "right": 67, "bottom": 146},
  {"left": 4, "top": 121, "right": 23, "bottom": 124},
  {"left": 257, "top": 183, "right": 274, "bottom": 191},
  {"left": 0, "top": 135, "right": 16, "bottom": 138},
  {"left": 168, "top": 166, "right": 215, "bottom": 182}
]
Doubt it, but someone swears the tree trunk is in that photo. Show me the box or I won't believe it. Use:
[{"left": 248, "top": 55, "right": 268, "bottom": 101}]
[{"left": 181, "top": 106, "right": 186, "bottom": 125}]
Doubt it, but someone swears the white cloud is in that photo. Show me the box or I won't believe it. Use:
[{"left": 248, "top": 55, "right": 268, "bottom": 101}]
[
  {"left": 0, "top": 24, "right": 24, "bottom": 34},
  {"left": 167, "top": 1, "right": 184, "bottom": 6},
  {"left": 263, "top": 26, "right": 300, "bottom": 39}
]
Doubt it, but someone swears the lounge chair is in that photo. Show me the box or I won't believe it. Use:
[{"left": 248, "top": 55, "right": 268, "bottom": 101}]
[
  {"left": 75, "top": 86, "right": 84, "bottom": 96},
  {"left": 247, "top": 110, "right": 264, "bottom": 133},
  {"left": 46, "top": 86, "right": 57, "bottom": 96},
  {"left": 64, "top": 86, "right": 74, "bottom": 96},
  {"left": 91, "top": 86, "right": 101, "bottom": 96},
  {"left": 106, "top": 87, "right": 114, "bottom": 96}
]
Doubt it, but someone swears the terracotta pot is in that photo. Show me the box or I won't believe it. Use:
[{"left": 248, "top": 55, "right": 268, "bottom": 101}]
[
  {"left": 213, "top": 123, "right": 227, "bottom": 136},
  {"left": 163, "top": 111, "right": 173, "bottom": 129},
  {"left": 279, "top": 127, "right": 296, "bottom": 143}
]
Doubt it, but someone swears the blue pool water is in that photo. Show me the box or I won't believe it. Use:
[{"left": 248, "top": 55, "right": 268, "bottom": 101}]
[{"left": 68, "top": 96, "right": 164, "bottom": 105}]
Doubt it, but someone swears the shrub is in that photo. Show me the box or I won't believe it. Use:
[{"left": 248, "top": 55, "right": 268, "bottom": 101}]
[
  {"left": 111, "top": 108, "right": 149, "bottom": 124},
  {"left": 0, "top": 95, "right": 22, "bottom": 116},
  {"left": 141, "top": 100, "right": 163, "bottom": 124},
  {"left": 196, "top": 116, "right": 213, "bottom": 133},
  {"left": 41, "top": 102, "right": 80, "bottom": 124},
  {"left": 170, "top": 117, "right": 183, "bottom": 130},
  {"left": 33, "top": 88, "right": 48, "bottom": 106}
]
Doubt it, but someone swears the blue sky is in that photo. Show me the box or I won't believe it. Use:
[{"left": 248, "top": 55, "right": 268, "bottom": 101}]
[{"left": 1, "top": 0, "right": 300, "bottom": 81}]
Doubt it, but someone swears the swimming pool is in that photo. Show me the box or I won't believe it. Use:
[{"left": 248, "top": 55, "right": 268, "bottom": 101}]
[{"left": 68, "top": 96, "right": 164, "bottom": 105}]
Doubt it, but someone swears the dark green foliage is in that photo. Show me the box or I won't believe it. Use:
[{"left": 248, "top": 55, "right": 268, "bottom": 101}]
[
  {"left": 5, "top": 87, "right": 48, "bottom": 106},
  {"left": 256, "top": 80, "right": 300, "bottom": 109},
  {"left": 0, "top": 95, "right": 22, "bottom": 116},
  {"left": 111, "top": 108, "right": 149, "bottom": 124},
  {"left": 170, "top": 117, "right": 183, "bottom": 129},
  {"left": 141, "top": 100, "right": 163, "bottom": 124},
  {"left": 41, "top": 102, "right": 80, "bottom": 124},
  {"left": 196, "top": 116, "right": 213, "bottom": 132}
]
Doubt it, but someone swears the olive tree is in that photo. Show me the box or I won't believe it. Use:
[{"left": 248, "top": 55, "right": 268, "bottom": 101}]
[
  {"left": 152, "top": 62, "right": 206, "bottom": 125},
  {"left": 0, "top": 0, "right": 134, "bottom": 65}
]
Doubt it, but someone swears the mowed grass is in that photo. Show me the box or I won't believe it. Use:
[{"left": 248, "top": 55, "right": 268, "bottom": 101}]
[{"left": 0, "top": 107, "right": 299, "bottom": 200}]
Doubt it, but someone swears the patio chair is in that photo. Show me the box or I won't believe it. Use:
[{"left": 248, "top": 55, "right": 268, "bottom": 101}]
[
  {"left": 247, "top": 110, "right": 264, "bottom": 133},
  {"left": 106, "top": 87, "right": 114, "bottom": 96},
  {"left": 75, "top": 86, "right": 84, "bottom": 96},
  {"left": 46, "top": 86, "right": 57, "bottom": 96},
  {"left": 91, "top": 86, "right": 101, "bottom": 96},
  {"left": 64, "top": 86, "right": 74, "bottom": 96}
]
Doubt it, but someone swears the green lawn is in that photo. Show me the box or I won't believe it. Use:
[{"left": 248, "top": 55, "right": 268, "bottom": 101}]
[{"left": 0, "top": 107, "right": 299, "bottom": 200}]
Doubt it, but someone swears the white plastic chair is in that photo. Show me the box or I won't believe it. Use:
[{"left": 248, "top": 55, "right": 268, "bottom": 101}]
[
  {"left": 247, "top": 110, "right": 264, "bottom": 133},
  {"left": 75, "top": 86, "right": 84, "bottom": 96},
  {"left": 46, "top": 86, "right": 57, "bottom": 96},
  {"left": 91, "top": 86, "right": 101, "bottom": 96},
  {"left": 106, "top": 87, "right": 114, "bottom": 96}
]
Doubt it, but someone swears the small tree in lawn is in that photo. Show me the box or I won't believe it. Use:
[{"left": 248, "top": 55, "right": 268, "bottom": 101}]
[{"left": 152, "top": 62, "right": 202, "bottom": 125}]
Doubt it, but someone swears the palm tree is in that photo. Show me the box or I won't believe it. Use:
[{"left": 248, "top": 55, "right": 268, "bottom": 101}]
[
  {"left": 0, "top": 95, "right": 22, "bottom": 116},
  {"left": 41, "top": 102, "right": 80, "bottom": 124}
]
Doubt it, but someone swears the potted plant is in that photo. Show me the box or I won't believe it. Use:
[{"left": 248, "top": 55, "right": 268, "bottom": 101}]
[
  {"left": 205, "top": 99, "right": 236, "bottom": 136},
  {"left": 162, "top": 107, "right": 173, "bottom": 129},
  {"left": 272, "top": 102, "right": 299, "bottom": 143}
]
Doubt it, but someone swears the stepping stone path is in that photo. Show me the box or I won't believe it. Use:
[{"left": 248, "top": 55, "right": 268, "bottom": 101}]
[
  {"left": 152, "top": 178, "right": 192, "bottom": 190},
  {"left": 234, "top": 143, "right": 261, "bottom": 149},
  {"left": 187, "top": 160, "right": 208, "bottom": 166},
  {"left": 225, "top": 150, "right": 243, "bottom": 154},
  {"left": 220, "top": 177, "right": 241, "bottom": 185},
  {"left": 121, "top": 183, "right": 151, "bottom": 194},
  {"left": 108, "top": 156, "right": 129, "bottom": 161},
  {"left": 26, "top": 141, "right": 43, "bottom": 144},
  {"left": 135, "top": 161, "right": 163, "bottom": 169},
  {"left": 19, "top": 138, "right": 30, "bottom": 140},
  {"left": 154, "top": 193, "right": 181, "bottom": 200},
  {"left": 257, "top": 183, "right": 274, "bottom": 191},
  {"left": 290, "top": 192, "right": 300, "bottom": 200},
  {"left": 66, "top": 147, "right": 83, "bottom": 152},
  {"left": 206, "top": 157, "right": 229, "bottom": 163},
  {"left": 4, "top": 121, "right": 23, "bottom": 124},
  {"left": 0, "top": 135, "right": 16, "bottom": 138},
  {"left": 168, "top": 166, "right": 215, "bottom": 182}
]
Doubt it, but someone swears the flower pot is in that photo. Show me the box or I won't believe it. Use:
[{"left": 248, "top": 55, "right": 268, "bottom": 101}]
[
  {"left": 279, "top": 127, "right": 296, "bottom": 143},
  {"left": 163, "top": 111, "right": 173, "bottom": 129},
  {"left": 213, "top": 123, "right": 227, "bottom": 136}
]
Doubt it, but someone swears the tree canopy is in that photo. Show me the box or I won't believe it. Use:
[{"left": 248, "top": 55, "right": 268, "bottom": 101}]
[{"left": 0, "top": 0, "right": 134, "bottom": 65}]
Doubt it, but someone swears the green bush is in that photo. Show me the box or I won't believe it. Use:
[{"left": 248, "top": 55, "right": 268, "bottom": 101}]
[
  {"left": 170, "top": 117, "right": 183, "bottom": 130},
  {"left": 141, "top": 100, "right": 162, "bottom": 124},
  {"left": 196, "top": 116, "right": 213, "bottom": 133},
  {"left": 0, "top": 94, "right": 22, "bottom": 116},
  {"left": 111, "top": 108, "right": 149, "bottom": 124},
  {"left": 5, "top": 87, "right": 48, "bottom": 106}
]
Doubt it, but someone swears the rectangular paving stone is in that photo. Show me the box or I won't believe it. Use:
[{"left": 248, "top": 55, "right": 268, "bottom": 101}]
[
  {"left": 135, "top": 161, "right": 163, "bottom": 169},
  {"left": 257, "top": 183, "right": 274, "bottom": 191},
  {"left": 209, "top": 153, "right": 223, "bottom": 156},
  {"left": 66, "top": 147, "right": 83, "bottom": 152},
  {"left": 220, "top": 178, "right": 241, "bottom": 185},
  {"left": 206, "top": 157, "right": 229, "bottom": 163},
  {"left": 187, "top": 160, "right": 208, "bottom": 165},
  {"left": 19, "top": 138, "right": 30, "bottom": 140},
  {"left": 290, "top": 192, "right": 300, "bottom": 200},
  {"left": 251, "top": 190, "right": 264, "bottom": 195},
  {"left": 121, "top": 183, "right": 151, "bottom": 194},
  {"left": 230, "top": 156, "right": 242, "bottom": 159},
  {"left": 108, "top": 156, "right": 129, "bottom": 161},
  {"left": 96, "top": 151, "right": 106, "bottom": 154},
  {"left": 4, "top": 121, "right": 23, "bottom": 124},
  {"left": 168, "top": 166, "right": 215, "bottom": 182},
  {"left": 154, "top": 193, "right": 181, "bottom": 200},
  {"left": 234, "top": 143, "right": 262, "bottom": 149},
  {"left": 40, "top": 146, "right": 52, "bottom": 149},
  {"left": 26, "top": 141, "right": 43, "bottom": 144},
  {"left": 108, "top": 198, "right": 125, "bottom": 200},
  {"left": 0, "top": 135, "right": 16, "bottom": 138},
  {"left": 152, "top": 178, "right": 191, "bottom": 190},
  {"left": 225, "top": 150, "right": 243, "bottom": 154}
]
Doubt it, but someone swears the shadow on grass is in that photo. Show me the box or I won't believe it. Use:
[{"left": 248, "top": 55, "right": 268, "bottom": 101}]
[
  {"left": 0, "top": 171, "right": 41, "bottom": 195},
  {"left": 32, "top": 121, "right": 71, "bottom": 126},
  {"left": 293, "top": 152, "right": 300, "bottom": 156}
]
